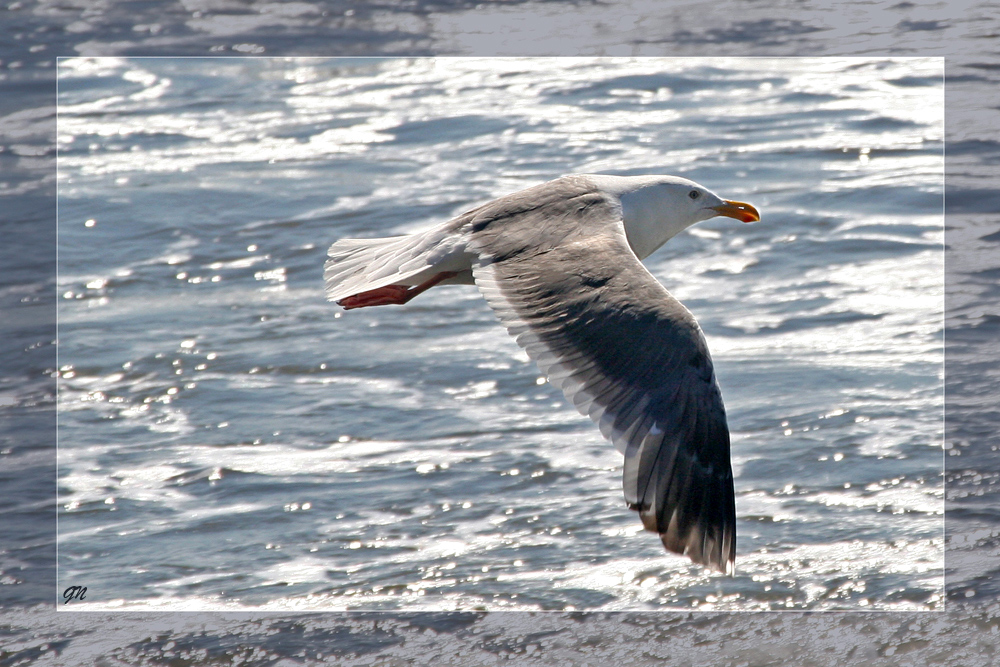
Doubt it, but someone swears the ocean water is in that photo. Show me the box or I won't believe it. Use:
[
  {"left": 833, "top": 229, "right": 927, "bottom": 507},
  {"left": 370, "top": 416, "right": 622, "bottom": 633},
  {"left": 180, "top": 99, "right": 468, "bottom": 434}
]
[{"left": 54, "top": 56, "right": 944, "bottom": 613}]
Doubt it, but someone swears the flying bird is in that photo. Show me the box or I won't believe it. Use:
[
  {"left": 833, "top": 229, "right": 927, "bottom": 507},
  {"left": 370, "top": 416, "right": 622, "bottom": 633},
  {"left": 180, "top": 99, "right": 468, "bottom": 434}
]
[{"left": 323, "top": 174, "right": 760, "bottom": 573}]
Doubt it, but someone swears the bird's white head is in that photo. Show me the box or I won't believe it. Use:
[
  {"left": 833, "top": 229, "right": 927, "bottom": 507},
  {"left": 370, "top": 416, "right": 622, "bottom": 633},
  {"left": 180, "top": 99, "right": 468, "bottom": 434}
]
[{"left": 584, "top": 174, "right": 760, "bottom": 260}]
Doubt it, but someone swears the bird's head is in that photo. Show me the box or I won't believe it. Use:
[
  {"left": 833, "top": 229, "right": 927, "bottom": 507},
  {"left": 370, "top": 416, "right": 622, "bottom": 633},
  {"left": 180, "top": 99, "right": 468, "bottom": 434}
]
[{"left": 586, "top": 174, "right": 760, "bottom": 260}]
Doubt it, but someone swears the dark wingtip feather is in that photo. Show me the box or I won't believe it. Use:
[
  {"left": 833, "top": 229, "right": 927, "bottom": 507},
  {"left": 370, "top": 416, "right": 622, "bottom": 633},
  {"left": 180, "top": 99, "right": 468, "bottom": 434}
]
[{"left": 657, "top": 529, "right": 735, "bottom": 575}]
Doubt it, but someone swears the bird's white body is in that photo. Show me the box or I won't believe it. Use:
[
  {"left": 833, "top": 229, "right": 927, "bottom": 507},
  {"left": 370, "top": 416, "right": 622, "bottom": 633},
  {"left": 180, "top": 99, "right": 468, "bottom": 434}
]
[{"left": 324, "top": 174, "right": 748, "bottom": 303}]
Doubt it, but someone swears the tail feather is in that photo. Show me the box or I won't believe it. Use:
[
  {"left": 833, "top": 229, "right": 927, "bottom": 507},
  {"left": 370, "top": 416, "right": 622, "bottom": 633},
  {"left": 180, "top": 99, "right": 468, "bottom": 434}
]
[
  {"left": 324, "top": 209, "right": 479, "bottom": 303},
  {"left": 324, "top": 231, "right": 456, "bottom": 302},
  {"left": 324, "top": 236, "right": 407, "bottom": 302}
]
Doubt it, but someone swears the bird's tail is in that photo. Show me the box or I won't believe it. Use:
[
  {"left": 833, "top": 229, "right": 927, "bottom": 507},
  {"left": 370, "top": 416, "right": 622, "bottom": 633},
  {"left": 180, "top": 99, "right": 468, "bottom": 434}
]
[{"left": 323, "top": 233, "right": 436, "bottom": 303}]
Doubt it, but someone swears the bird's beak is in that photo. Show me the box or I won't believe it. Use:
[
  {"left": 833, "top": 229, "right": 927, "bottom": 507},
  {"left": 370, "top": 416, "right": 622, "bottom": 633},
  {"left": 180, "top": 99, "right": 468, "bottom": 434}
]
[{"left": 711, "top": 200, "right": 760, "bottom": 223}]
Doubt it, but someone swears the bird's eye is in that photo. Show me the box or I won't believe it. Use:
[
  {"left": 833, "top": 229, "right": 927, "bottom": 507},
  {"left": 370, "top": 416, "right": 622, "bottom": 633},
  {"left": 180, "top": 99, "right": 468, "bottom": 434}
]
[{"left": 688, "top": 190, "right": 700, "bottom": 200}]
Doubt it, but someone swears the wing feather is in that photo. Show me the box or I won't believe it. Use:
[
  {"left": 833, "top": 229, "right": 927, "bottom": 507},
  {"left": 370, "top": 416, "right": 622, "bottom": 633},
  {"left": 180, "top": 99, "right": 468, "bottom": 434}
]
[{"left": 468, "top": 175, "right": 736, "bottom": 573}]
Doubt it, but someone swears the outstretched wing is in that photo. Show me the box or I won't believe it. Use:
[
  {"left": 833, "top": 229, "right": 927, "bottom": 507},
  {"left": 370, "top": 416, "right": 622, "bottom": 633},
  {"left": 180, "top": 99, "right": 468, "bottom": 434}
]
[{"left": 468, "top": 176, "right": 736, "bottom": 573}]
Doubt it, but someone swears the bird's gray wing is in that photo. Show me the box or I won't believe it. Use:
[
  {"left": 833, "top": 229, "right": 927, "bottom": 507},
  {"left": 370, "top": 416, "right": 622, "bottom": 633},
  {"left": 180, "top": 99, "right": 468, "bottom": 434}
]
[{"left": 467, "top": 175, "right": 736, "bottom": 573}]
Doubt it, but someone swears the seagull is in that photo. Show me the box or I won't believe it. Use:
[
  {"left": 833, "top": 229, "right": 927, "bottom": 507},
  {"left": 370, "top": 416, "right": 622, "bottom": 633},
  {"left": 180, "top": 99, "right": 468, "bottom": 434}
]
[{"left": 323, "top": 174, "right": 760, "bottom": 573}]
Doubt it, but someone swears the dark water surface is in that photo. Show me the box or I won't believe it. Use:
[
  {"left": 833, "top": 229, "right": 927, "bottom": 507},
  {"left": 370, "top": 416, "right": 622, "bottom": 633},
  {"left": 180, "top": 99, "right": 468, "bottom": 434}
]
[{"left": 2, "top": 0, "right": 999, "bottom": 664}]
